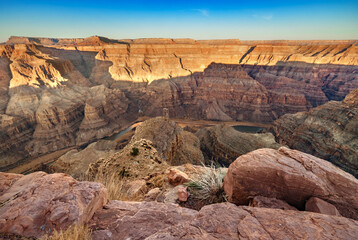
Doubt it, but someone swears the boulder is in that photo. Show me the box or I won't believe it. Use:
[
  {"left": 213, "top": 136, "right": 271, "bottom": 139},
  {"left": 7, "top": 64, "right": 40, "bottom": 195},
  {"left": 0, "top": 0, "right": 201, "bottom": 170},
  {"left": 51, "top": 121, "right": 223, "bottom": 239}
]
[
  {"left": 144, "top": 188, "right": 161, "bottom": 202},
  {"left": 163, "top": 185, "right": 186, "bottom": 204},
  {"left": 146, "top": 202, "right": 358, "bottom": 240},
  {"left": 249, "top": 196, "right": 297, "bottom": 211},
  {"left": 178, "top": 186, "right": 189, "bottom": 202},
  {"left": 90, "top": 200, "right": 198, "bottom": 240},
  {"left": 306, "top": 197, "right": 341, "bottom": 216},
  {"left": 168, "top": 168, "right": 190, "bottom": 186},
  {"left": 224, "top": 147, "right": 358, "bottom": 220},
  {"left": 0, "top": 172, "right": 107, "bottom": 238},
  {"left": 124, "top": 180, "right": 148, "bottom": 199}
]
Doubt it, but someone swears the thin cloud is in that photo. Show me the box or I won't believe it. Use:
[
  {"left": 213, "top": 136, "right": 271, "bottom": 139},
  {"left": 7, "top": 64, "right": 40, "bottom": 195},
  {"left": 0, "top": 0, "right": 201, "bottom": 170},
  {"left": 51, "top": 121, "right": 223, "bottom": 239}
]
[
  {"left": 253, "top": 13, "right": 274, "bottom": 21},
  {"left": 193, "top": 9, "right": 209, "bottom": 17},
  {"left": 263, "top": 14, "right": 273, "bottom": 20}
]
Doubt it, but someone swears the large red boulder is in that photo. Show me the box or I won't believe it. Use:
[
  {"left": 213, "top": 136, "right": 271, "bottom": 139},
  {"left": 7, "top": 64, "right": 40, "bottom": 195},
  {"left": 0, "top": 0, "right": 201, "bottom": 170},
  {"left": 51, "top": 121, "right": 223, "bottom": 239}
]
[
  {"left": 90, "top": 200, "right": 198, "bottom": 240},
  {"left": 224, "top": 147, "right": 358, "bottom": 220},
  {"left": 146, "top": 203, "right": 358, "bottom": 240},
  {"left": 0, "top": 171, "right": 107, "bottom": 238}
]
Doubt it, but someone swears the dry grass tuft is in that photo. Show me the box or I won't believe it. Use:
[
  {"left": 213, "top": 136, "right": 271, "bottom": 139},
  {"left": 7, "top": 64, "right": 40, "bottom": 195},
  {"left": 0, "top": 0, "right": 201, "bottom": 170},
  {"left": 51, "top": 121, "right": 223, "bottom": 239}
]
[
  {"left": 185, "top": 166, "right": 227, "bottom": 205},
  {"left": 93, "top": 172, "right": 127, "bottom": 200},
  {"left": 40, "top": 224, "right": 92, "bottom": 240},
  {"left": 82, "top": 171, "right": 143, "bottom": 201}
]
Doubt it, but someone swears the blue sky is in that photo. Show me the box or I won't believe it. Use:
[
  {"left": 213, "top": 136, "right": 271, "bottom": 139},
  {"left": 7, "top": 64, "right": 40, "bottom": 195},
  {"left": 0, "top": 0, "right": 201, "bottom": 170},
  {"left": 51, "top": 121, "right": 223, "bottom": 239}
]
[{"left": 0, "top": 0, "right": 357, "bottom": 42}]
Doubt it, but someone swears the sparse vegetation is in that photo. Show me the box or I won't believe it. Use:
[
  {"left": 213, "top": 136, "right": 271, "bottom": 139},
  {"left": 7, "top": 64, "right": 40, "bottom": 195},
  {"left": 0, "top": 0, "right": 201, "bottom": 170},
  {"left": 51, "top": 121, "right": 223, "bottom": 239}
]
[
  {"left": 87, "top": 171, "right": 142, "bottom": 201},
  {"left": 40, "top": 224, "right": 92, "bottom": 240},
  {"left": 93, "top": 172, "right": 126, "bottom": 200},
  {"left": 185, "top": 166, "right": 227, "bottom": 205},
  {"left": 130, "top": 147, "right": 139, "bottom": 156},
  {"left": 119, "top": 166, "right": 130, "bottom": 178}
]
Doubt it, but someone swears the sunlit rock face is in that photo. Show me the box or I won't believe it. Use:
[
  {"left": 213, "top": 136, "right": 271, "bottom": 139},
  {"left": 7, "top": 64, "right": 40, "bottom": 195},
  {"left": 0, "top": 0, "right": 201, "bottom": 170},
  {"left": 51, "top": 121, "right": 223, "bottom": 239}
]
[{"left": 0, "top": 37, "right": 357, "bottom": 171}]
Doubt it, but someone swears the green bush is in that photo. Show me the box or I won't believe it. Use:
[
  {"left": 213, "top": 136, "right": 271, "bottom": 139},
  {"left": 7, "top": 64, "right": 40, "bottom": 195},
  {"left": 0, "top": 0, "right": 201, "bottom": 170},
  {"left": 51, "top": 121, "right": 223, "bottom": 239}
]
[{"left": 130, "top": 147, "right": 139, "bottom": 156}]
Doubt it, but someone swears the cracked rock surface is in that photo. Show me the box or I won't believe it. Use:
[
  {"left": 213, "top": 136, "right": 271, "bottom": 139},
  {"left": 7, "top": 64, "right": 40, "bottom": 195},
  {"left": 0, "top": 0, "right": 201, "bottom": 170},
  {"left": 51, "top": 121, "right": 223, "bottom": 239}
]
[
  {"left": 224, "top": 147, "right": 358, "bottom": 220},
  {"left": 0, "top": 171, "right": 107, "bottom": 238},
  {"left": 91, "top": 201, "right": 358, "bottom": 240}
]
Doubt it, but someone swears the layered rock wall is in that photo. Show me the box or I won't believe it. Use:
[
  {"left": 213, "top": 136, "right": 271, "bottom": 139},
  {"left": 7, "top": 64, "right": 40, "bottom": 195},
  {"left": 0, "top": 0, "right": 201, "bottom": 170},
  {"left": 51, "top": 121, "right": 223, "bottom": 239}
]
[
  {"left": 0, "top": 37, "right": 357, "bottom": 171},
  {"left": 273, "top": 89, "right": 358, "bottom": 177}
]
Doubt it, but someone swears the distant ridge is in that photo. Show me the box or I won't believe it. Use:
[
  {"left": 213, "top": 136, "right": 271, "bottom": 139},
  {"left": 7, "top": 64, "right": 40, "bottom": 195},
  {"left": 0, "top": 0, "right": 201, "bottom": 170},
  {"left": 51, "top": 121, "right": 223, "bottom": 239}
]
[{"left": 4, "top": 36, "right": 357, "bottom": 46}]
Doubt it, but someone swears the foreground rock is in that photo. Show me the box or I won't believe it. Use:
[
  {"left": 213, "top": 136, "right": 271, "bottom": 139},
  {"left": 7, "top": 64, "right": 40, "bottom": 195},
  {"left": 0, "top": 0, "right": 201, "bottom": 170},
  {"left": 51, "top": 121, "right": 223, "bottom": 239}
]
[
  {"left": 306, "top": 197, "right": 341, "bottom": 216},
  {"left": 91, "top": 201, "right": 358, "bottom": 240},
  {"left": 90, "top": 201, "right": 198, "bottom": 240},
  {"left": 196, "top": 124, "right": 281, "bottom": 166},
  {"left": 273, "top": 88, "right": 358, "bottom": 177},
  {"left": 224, "top": 147, "right": 358, "bottom": 220},
  {"left": 249, "top": 196, "right": 297, "bottom": 211},
  {"left": 0, "top": 172, "right": 107, "bottom": 238}
]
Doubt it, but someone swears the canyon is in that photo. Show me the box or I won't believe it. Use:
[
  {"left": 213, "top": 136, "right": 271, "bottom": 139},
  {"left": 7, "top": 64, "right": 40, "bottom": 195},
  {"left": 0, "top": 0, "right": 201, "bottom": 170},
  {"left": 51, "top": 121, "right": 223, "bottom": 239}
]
[
  {"left": 0, "top": 36, "right": 357, "bottom": 173},
  {"left": 0, "top": 35, "right": 357, "bottom": 239}
]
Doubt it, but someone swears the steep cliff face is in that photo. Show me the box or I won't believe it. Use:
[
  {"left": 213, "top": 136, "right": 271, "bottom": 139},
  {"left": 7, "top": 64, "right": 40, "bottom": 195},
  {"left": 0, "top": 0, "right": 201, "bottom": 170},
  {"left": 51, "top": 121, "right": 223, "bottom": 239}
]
[
  {"left": 0, "top": 57, "right": 11, "bottom": 113},
  {"left": 76, "top": 85, "right": 129, "bottom": 145},
  {"left": 239, "top": 44, "right": 358, "bottom": 65},
  {"left": 242, "top": 63, "right": 358, "bottom": 106},
  {"left": 0, "top": 114, "right": 34, "bottom": 168},
  {"left": 273, "top": 89, "right": 358, "bottom": 177},
  {"left": 142, "top": 63, "right": 310, "bottom": 122},
  {"left": 0, "top": 85, "right": 132, "bottom": 170},
  {"left": 95, "top": 43, "right": 250, "bottom": 82},
  {"left": 0, "top": 37, "right": 357, "bottom": 171},
  {"left": 7, "top": 44, "right": 69, "bottom": 88}
]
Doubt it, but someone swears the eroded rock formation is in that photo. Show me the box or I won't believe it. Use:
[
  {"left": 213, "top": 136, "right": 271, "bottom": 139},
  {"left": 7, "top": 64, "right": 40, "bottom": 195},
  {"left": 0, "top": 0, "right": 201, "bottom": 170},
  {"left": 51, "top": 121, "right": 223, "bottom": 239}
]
[
  {"left": 130, "top": 117, "right": 204, "bottom": 165},
  {"left": 273, "top": 88, "right": 358, "bottom": 176},
  {"left": 49, "top": 140, "right": 119, "bottom": 178},
  {"left": 86, "top": 139, "right": 168, "bottom": 180},
  {"left": 196, "top": 124, "right": 281, "bottom": 166}
]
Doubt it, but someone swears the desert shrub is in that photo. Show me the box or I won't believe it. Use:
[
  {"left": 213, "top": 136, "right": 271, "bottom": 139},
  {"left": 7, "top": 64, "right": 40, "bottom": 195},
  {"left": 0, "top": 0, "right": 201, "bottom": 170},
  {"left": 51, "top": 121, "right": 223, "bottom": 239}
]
[
  {"left": 130, "top": 147, "right": 139, "bottom": 156},
  {"left": 185, "top": 166, "right": 227, "bottom": 205},
  {"left": 40, "top": 224, "right": 92, "bottom": 240}
]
